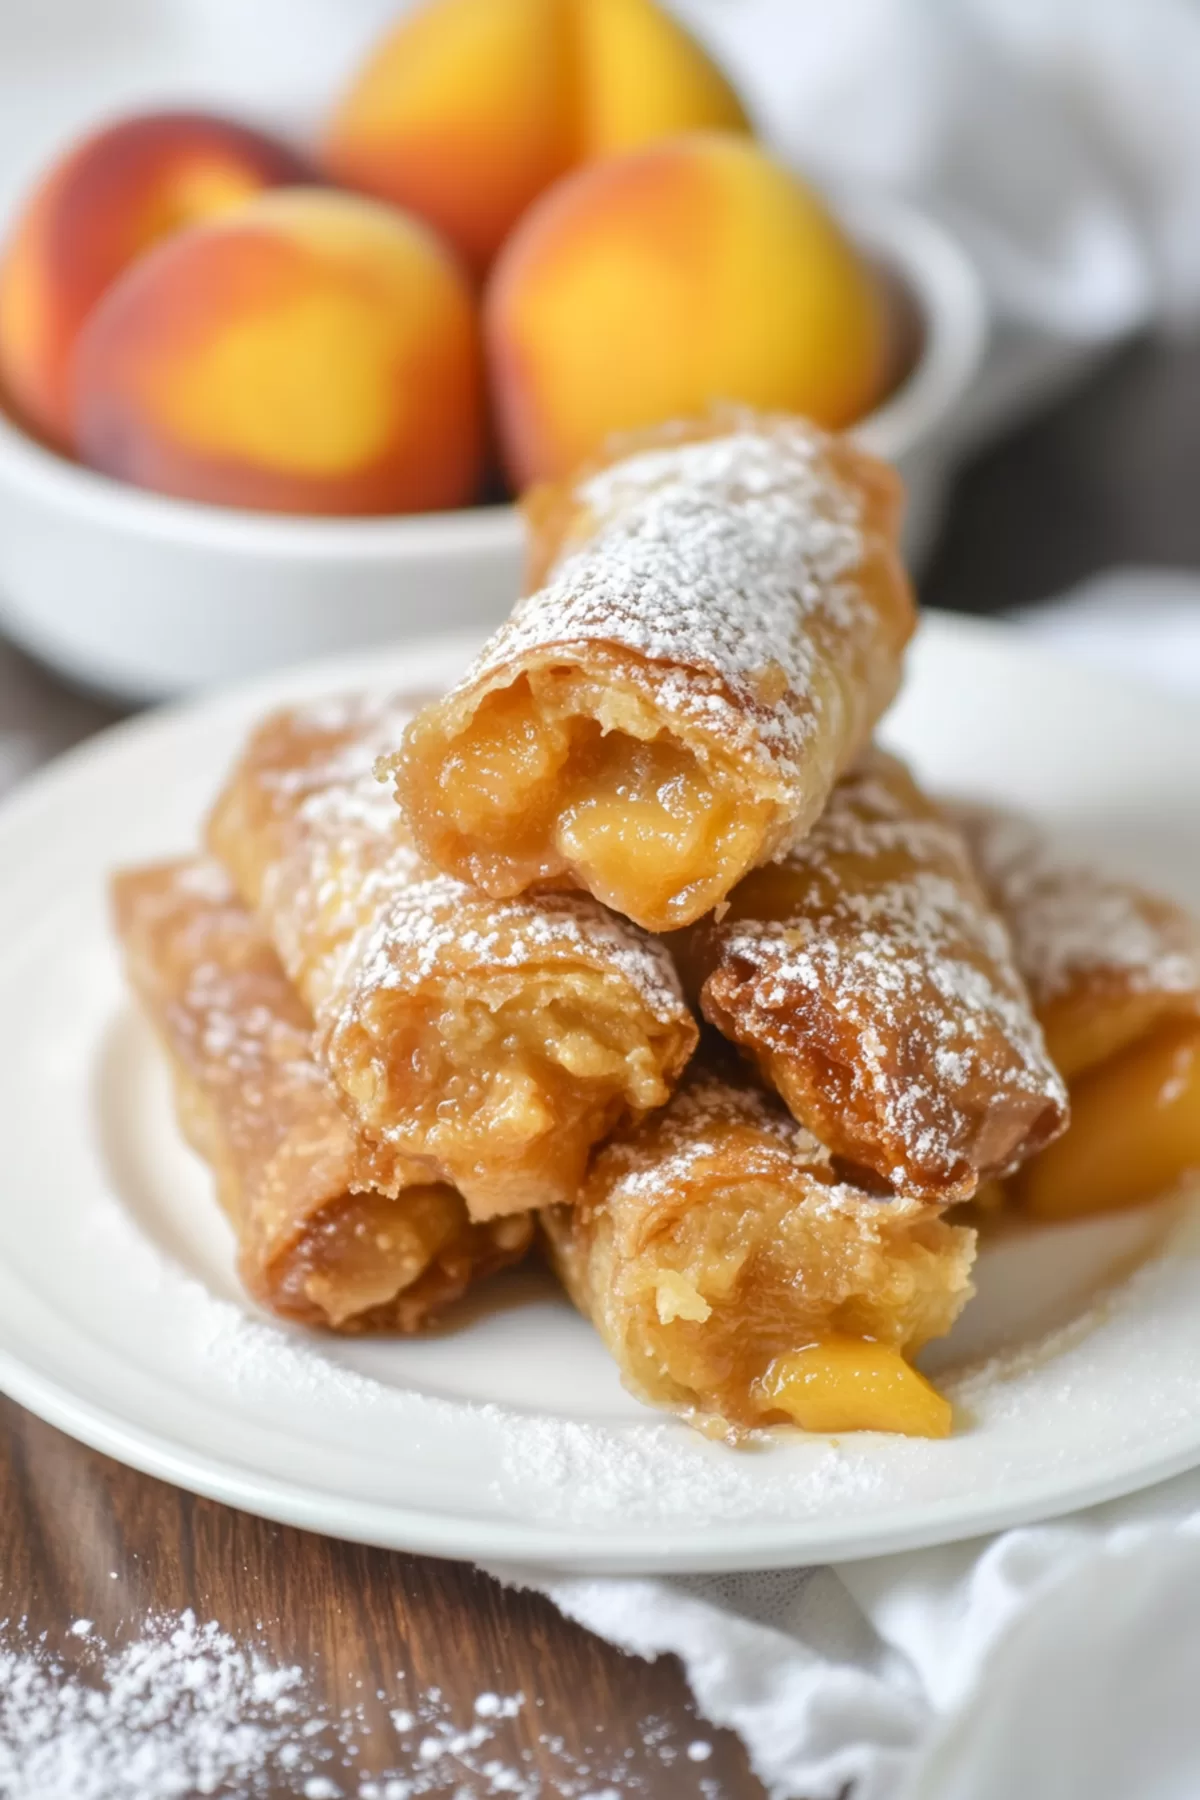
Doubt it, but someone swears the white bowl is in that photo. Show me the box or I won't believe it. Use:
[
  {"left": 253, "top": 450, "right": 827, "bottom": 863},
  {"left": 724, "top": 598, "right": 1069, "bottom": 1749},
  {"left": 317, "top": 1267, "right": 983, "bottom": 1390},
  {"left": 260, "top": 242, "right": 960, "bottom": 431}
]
[{"left": 0, "top": 191, "right": 985, "bottom": 703}]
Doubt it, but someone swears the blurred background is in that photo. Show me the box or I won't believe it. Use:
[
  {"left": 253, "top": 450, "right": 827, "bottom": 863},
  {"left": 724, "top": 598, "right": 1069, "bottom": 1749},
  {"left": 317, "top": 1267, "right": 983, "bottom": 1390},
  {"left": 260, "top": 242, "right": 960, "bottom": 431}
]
[{"left": 2, "top": 0, "right": 1200, "bottom": 753}]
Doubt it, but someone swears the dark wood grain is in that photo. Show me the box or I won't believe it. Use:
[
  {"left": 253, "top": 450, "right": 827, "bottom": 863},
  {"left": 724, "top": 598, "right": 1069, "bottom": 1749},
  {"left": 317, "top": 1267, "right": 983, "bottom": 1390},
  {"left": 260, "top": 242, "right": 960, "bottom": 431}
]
[
  {"left": 1, "top": 337, "right": 1198, "bottom": 1797},
  {"left": 0, "top": 1396, "right": 758, "bottom": 1795}
]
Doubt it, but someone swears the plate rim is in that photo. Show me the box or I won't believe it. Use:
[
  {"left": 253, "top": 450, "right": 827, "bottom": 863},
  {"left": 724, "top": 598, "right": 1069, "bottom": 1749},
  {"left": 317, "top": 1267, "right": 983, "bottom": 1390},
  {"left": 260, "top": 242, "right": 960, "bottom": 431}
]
[{"left": 9, "top": 1328, "right": 1200, "bottom": 1576}]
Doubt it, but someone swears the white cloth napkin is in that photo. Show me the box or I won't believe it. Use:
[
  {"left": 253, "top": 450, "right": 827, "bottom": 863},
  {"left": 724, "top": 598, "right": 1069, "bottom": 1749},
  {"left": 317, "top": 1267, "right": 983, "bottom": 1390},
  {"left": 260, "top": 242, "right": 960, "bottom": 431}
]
[
  {"left": 495, "top": 1469, "right": 1200, "bottom": 1800},
  {"left": 487, "top": 572, "right": 1200, "bottom": 1800},
  {"left": 679, "top": 0, "right": 1200, "bottom": 441}
]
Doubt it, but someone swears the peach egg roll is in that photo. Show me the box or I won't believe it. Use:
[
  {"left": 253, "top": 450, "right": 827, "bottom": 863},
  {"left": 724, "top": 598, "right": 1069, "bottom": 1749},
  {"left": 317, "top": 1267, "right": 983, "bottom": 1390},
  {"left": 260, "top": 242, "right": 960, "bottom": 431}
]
[
  {"left": 391, "top": 408, "right": 916, "bottom": 932},
  {"left": 112, "top": 858, "right": 532, "bottom": 1332},
  {"left": 207, "top": 694, "right": 697, "bottom": 1218},
  {"left": 955, "top": 805, "right": 1200, "bottom": 1217},
  {"left": 673, "top": 749, "right": 1068, "bottom": 1202},
  {"left": 542, "top": 1064, "right": 975, "bottom": 1438}
]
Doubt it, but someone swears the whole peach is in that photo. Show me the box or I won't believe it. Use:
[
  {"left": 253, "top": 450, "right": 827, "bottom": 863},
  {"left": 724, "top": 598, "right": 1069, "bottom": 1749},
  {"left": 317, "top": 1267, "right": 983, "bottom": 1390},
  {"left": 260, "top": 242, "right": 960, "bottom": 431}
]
[
  {"left": 0, "top": 110, "right": 312, "bottom": 449},
  {"left": 486, "top": 131, "right": 889, "bottom": 487},
  {"left": 72, "top": 189, "right": 485, "bottom": 516},
  {"left": 323, "top": 0, "right": 749, "bottom": 276}
]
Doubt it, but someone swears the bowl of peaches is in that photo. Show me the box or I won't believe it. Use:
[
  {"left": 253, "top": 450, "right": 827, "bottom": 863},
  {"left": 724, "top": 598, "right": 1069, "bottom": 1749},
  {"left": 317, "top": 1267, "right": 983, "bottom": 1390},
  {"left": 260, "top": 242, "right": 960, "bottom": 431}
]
[{"left": 0, "top": 0, "right": 984, "bottom": 702}]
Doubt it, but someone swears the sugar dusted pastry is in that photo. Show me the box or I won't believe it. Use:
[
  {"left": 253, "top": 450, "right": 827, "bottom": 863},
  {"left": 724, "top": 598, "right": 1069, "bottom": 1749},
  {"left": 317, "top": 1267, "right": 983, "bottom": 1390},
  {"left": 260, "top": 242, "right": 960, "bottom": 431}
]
[
  {"left": 113, "top": 859, "right": 532, "bottom": 1332},
  {"left": 956, "top": 805, "right": 1200, "bottom": 1217},
  {"left": 391, "top": 409, "right": 916, "bottom": 932},
  {"left": 673, "top": 750, "right": 1068, "bottom": 1201},
  {"left": 543, "top": 1065, "right": 975, "bottom": 1438},
  {"left": 207, "top": 694, "right": 697, "bottom": 1217}
]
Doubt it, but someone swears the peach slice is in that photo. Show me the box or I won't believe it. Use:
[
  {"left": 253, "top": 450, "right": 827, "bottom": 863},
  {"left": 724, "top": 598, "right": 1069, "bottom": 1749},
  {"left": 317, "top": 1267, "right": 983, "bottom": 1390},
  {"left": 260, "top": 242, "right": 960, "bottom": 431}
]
[
  {"left": 754, "top": 1337, "right": 953, "bottom": 1438},
  {"left": 1016, "top": 1020, "right": 1200, "bottom": 1219}
]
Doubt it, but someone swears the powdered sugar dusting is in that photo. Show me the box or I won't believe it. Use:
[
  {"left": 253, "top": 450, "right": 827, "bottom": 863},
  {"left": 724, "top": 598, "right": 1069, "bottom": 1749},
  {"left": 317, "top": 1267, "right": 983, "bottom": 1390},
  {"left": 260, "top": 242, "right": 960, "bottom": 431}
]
[
  {"left": 350, "top": 873, "right": 684, "bottom": 1023},
  {"left": 707, "top": 760, "right": 1067, "bottom": 1189},
  {"left": 248, "top": 693, "right": 687, "bottom": 1033},
  {"left": 118, "top": 859, "right": 335, "bottom": 1142},
  {"left": 255, "top": 693, "right": 425, "bottom": 991},
  {"left": 176, "top": 937, "right": 319, "bottom": 1096},
  {"left": 0, "top": 1610, "right": 724, "bottom": 1798},
  {"left": 85, "top": 1181, "right": 927, "bottom": 1529},
  {"left": 601, "top": 1072, "right": 838, "bottom": 1208},
  {"left": 172, "top": 857, "right": 238, "bottom": 904},
  {"left": 75, "top": 1085, "right": 1200, "bottom": 1551},
  {"left": 492, "top": 1414, "right": 889, "bottom": 1529},
  {"left": 0, "top": 1610, "right": 310, "bottom": 1799},
  {"left": 471, "top": 420, "right": 878, "bottom": 781},
  {"left": 953, "top": 804, "right": 1200, "bottom": 1009}
]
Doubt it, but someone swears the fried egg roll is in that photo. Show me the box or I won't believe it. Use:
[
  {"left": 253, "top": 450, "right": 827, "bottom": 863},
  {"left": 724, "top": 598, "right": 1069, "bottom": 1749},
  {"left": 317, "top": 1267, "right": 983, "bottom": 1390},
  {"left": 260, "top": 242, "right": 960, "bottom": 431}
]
[
  {"left": 543, "top": 1064, "right": 975, "bottom": 1438},
  {"left": 955, "top": 805, "right": 1200, "bottom": 1217},
  {"left": 674, "top": 750, "right": 1067, "bottom": 1201},
  {"left": 113, "top": 859, "right": 532, "bottom": 1332},
  {"left": 206, "top": 694, "right": 696, "bottom": 1218},
  {"left": 392, "top": 409, "right": 916, "bottom": 931}
]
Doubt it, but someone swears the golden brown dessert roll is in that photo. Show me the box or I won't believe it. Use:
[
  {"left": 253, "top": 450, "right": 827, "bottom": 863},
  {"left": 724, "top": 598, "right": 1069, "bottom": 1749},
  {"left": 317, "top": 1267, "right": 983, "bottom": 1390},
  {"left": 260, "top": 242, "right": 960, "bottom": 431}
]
[
  {"left": 955, "top": 805, "right": 1200, "bottom": 1218},
  {"left": 673, "top": 750, "right": 1068, "bottom": 1202},
  {"left": 390, "top": 409, "right": 916, "bottom": 932},
  {"left": 207, "top": 694, "right": 697, "bottom": 1218},
  {"left": 112, "top": 859, "right": 532, "bottom": 1332},
  {"left": 543, "top": 1066, "right": 975, "bottom": 1438}
]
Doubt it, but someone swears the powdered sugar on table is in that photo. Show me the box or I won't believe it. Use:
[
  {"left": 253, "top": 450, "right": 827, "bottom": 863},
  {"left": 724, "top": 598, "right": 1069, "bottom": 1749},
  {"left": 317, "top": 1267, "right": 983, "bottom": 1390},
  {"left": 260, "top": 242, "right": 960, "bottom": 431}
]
[{"left": 0, "top": 1610, "right": 721, "bottom": 1799}]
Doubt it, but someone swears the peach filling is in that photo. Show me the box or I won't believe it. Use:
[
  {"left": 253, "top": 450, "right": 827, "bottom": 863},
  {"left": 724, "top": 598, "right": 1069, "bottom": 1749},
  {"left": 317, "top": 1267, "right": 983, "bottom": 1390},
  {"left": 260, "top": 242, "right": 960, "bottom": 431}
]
[
  {"left": 420, "top": 677, "right": 771, "bottom": 929},
  {"left": 553, "top": 731, "right": 766, "bottom": 929},
  {"left": 616, "top": 1166, "right": 970, "bottom": 1432},
  {"left": 1015, "top": 1018, "right": 1200, "bottom": 1219},
  {"left": 1041, "top": 989, "right": 1193, "bottom": 1085},
  {"left": 752, "top": 1337, "right": 952, "bottom": 1437},
  {"left": 345, "top": 983, "right": 681, "bottom": 1214}
]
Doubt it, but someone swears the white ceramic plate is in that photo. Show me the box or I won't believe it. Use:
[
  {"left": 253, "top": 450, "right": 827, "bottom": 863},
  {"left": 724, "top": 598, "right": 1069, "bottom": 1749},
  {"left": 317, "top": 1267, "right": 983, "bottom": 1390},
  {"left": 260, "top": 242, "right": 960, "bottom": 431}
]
[{"left": 1, "top": 615, "right": 1198, "bottom": 1575}]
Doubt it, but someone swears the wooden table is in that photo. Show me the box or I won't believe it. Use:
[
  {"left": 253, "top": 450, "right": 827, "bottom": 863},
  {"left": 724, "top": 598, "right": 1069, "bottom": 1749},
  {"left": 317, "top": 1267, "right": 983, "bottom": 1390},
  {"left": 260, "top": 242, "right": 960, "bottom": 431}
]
[
  {"left": 2, "top": 335, "right": 1198, "bottom": 1797},
  {"left": 0, "top": 1399, "right": 754, "bottom": 1793}
]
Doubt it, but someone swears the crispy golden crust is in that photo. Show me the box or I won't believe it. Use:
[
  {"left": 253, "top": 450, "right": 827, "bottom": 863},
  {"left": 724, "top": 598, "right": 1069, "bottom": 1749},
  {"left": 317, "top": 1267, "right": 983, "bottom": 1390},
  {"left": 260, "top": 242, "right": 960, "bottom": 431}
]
[
  {"left": 112, "top": 859, "right": 532, "bottom": 1333},
  {"left": 206, "top": 694, "right": 697, "bottom": 1217},
  {"left": 543, "top": 1064, "right": 975, "bottom": 1434},
  {"left": 675, "top": 750, "right": 1068, "bottom": 1200},
  {"left": 518, "top": 407, "right": 908, "bottom": 590},
  {"left": 953, "top": 803, "right": 1200, "bottom": 1080},
  {"left": 391, "top": 409, "right": 916, "bottom": 932},
  {"left": 954, "top": 804, "right": 1200, "bottom": 1217}
]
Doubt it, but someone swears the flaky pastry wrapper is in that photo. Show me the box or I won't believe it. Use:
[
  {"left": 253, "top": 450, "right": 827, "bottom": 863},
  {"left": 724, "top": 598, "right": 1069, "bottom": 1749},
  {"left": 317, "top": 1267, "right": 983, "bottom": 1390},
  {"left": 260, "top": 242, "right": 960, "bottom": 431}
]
[
  {"left": 207, "top": 694, "right": 696, "bottom": 1217},
  {"left": 392, "top": 409, "right": 916, "bottom": 931},
  {"left": 113, "top": 860, "right": 531, "bottom": 1332},
  {"left": 954, "top": 805, "right": 1200, "bottom": 1217},
  {"left": 674, "top": 750, "right": 1067, "bottom": 1201},
  {"left": 543, "top": 1065, "right": 975, "bottom": 1438}
]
